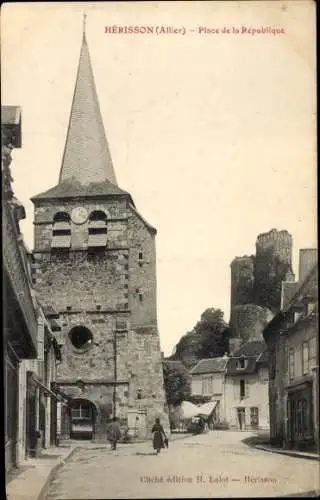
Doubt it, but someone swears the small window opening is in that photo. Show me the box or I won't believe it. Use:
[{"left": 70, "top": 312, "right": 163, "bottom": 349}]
[
  {"left": 240, "top": 379, "right": 245, "bottom": 399},
  {"left": 69, "top": 326, "right": 93, "bottom": 350}
]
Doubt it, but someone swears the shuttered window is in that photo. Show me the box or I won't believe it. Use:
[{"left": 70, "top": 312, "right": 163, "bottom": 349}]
[
  {"left": 88, "top": 211, "right": 107, "bottom": 247},
  {"left": 52, "top": 212, "right": 71, "bottom": 248},
  {"left": 202, "top": 375, "right": 213, "bottom": 395}
]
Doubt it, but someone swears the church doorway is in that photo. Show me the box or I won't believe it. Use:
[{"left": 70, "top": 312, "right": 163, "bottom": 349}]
[{"left": 69, "top": 398, "right": 97, "bottom": 440}]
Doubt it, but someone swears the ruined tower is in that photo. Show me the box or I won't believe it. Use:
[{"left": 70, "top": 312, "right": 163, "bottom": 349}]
[
  {"left": 31, "top": 24, "right": 168, "bottom": 440},
  {"left": 230, "top": 256, "right": 255, "bottom": 310},
  {"left": 254, "top": 229, "right": 293, "bottom": 314},
  {"left": 229, "top": 230, "right": 293, "bottom": 350}
]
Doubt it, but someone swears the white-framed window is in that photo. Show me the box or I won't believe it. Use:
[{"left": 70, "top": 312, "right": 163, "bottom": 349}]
[
  {"left": 302, "top": 341, "right": 309, "bottom": 375},
  {"left": 236, "top": 357, "right": 248, "bottom": 370},
  {"left": 289, "top": 349, "right": 295, "bottom": 379},
  {"left": 202, "top": 375, "right": 213, "bottom": 395},
  {"left": 71, "top": 403, "right": 91, "bottom": 419}
]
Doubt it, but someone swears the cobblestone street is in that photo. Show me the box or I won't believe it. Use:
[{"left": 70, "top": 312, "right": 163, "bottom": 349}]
[{"left": 47, "top": 431, "right": 319, "bottom": 498}]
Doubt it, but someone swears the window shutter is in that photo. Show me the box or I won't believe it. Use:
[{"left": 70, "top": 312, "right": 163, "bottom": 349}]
[
  {"left": 234, "top": 380, "right": 240, "bottom": 400},
  {"left": 52, "top": 213, "right": 71, "bottom": 248},
  {"left": 309, "top": 337, "right": 317, "bottom": 368},
  {"left": 88, "top": 212, "right": 107, "bottom": 247},
  {"left": 245, "top": 381, "right": 249, "bottom": 399}
]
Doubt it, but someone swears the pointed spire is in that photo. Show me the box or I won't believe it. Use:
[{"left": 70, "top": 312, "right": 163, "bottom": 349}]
[
  {"left": 59, "top": 17, "right": 117, "bottom": 186},
  {"left": 83, "top": 12, "right": 87, "bottom": 40}
]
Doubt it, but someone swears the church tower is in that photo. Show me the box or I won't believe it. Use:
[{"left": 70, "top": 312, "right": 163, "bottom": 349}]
[{"left": 31, "top": 20, "right": 168, "bottom": 440}]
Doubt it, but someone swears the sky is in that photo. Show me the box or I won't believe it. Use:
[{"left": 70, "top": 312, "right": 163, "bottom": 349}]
[{"left": 2, "top": 1, "right": 317, "bottom": 356}]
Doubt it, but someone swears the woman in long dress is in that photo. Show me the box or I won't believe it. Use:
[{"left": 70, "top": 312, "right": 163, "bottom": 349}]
[{"left": 151, "top": 418, "right": 166, "bottom": 454}]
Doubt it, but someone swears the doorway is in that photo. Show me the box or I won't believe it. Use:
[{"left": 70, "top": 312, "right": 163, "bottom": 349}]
[
  {"left": 237, "top": 408, "right": 246, "bottom": 430},
  {"left": 250, "top": 407, "right": 259, "bottom": 429}
]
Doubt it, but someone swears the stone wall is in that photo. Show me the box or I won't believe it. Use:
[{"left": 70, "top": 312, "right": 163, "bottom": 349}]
[
  {"left": 229, "top": 229, "right": 293, "bottom": 343},
  {"left": 230, "top": 304, "right": 274, "bottom": 341},
  {"left": 254, "top": 229, "right": 293, "bottom": 313},
  {"left": 230, "top": 256, "right": 255, "bottom": 309},
  {"left": 32, "top": 196, "right": 168, "bottom": 440}
]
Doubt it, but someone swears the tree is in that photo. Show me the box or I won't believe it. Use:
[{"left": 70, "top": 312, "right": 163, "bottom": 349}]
[
  {"left": 194, "top": 308, "right": 230, "bottom": 358},
  {"left": 162, "top": 361, "right": 191, "bottom": 406},
  {"left": 170, "top": 308, "right": 231, "bottom": 365}
]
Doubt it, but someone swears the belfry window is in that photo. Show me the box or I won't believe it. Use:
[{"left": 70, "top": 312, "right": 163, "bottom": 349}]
[
  {"left": 51, "top": 212, "right": 71, "bottom": 248},
  {"left": 88, "top": 211, "right": 107, "bottom": 247}
]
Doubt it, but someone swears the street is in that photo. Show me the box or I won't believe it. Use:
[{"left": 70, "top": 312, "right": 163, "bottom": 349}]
[{"left": 47, "top": 431, "right": 319, "bottom": 498}]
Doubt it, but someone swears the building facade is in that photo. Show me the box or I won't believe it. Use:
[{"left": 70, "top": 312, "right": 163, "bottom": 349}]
[
  {"left": 190, "top": 356, "right": 228, "bottom": 425},
  {"left": 263, "top": 249, "right": 318, "bottom": 451},
  {"left": 30, "top": 30, "right": 168, "bottom": 440},
  {"left": 224, "top": 341, "right": 270, "bottom": 431},
  {"left": 2, "top": 105, "right": 38, "bottom": 475},
  {"left": 2, "top": 106, "right": 63, "bottom": 478},
  {"left": 190, "top": 343, "right": 269, "bottom": 431}
]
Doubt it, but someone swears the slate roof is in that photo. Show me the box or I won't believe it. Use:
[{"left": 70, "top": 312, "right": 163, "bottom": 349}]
[
  {"left": 190, "top": 357, "right": 229, "bottom": 375},
  {"left": 59, "top": 35, "right": 117, "bottom": 186},
  {"left": 42, "top": 305, "right": 59, "bottom": 318},
  {"left": 226, "top": 340, "right": 268, "bottom": 375},
  {"left": 230, "top": 340, "right": 267, "bottom": 358},
  {"left": 31, "top": 178, "right": 132, "bottom": 201},
  {"left": 282, "top": 282, "right": 299, "bottom": 309},
  {"left": 256, "top": 349, "right": 269, "bottom": 364},
  {"left": 263, "top": 262, "right": 318, "bottom": 340},
  {"left": 226, "top": 356, "right": 258, "bottom": 375}
]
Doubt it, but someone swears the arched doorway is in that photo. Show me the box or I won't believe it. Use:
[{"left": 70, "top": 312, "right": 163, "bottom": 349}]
[{"left": 69, "top": 398, "right": 97, "bottom": 440}]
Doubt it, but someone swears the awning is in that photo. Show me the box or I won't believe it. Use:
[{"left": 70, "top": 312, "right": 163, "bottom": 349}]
[
  {"left": 180, "top": 401, "right": 201, "bottom": 419},
  {"left": 196, "top": 401, "right": 218, "bottom": 417},
  {"left": 30, "top": 373, "right": 67, "bottom": 403}
]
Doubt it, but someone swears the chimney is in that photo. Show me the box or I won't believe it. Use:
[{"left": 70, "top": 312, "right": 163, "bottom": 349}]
[{"left": 299, "top": 249, "right": 318, "bottom": 283}]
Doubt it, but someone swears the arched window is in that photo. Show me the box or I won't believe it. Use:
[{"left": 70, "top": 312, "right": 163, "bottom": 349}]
[
  {"left": 51, "top": 212, "right": 71, "bottom": 249},
  {"left": 88, "top": 211, "right": 107, "bottom": 247}
]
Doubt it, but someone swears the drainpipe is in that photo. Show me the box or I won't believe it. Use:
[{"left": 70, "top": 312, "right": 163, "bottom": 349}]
[{"left": 113, "top": 330, "right": 117, "bottom": 419}]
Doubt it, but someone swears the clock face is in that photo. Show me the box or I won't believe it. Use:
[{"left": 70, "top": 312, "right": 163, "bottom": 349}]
[{"left": 71, "top": 207, "right": 88, "bottom": 225}]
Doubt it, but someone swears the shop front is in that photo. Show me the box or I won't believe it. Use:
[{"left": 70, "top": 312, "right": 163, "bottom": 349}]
[{"left": 286, "top": 382, "right": 314, "bottom": 450}]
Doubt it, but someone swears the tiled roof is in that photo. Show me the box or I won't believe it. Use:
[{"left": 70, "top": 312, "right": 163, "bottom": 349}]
[
  {"left": 190, "top": 357, "right": 229, "bottom": 375},
  {"left": 31, "top": 178, "right": 131, "bottom": 201},
  {"left": 2, "top": 105, "right": 21, "bottom": 125},
  {"left": 231, "top": 340, "right": 267, "bottom": 358}
]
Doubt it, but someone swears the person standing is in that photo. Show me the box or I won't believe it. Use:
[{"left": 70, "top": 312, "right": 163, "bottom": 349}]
[
  {"left": 106, "top": 417, "right": 121, "bottom": 450},
  {"left": 151, "top": 418, "right": 167, "bottom": 454}
]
